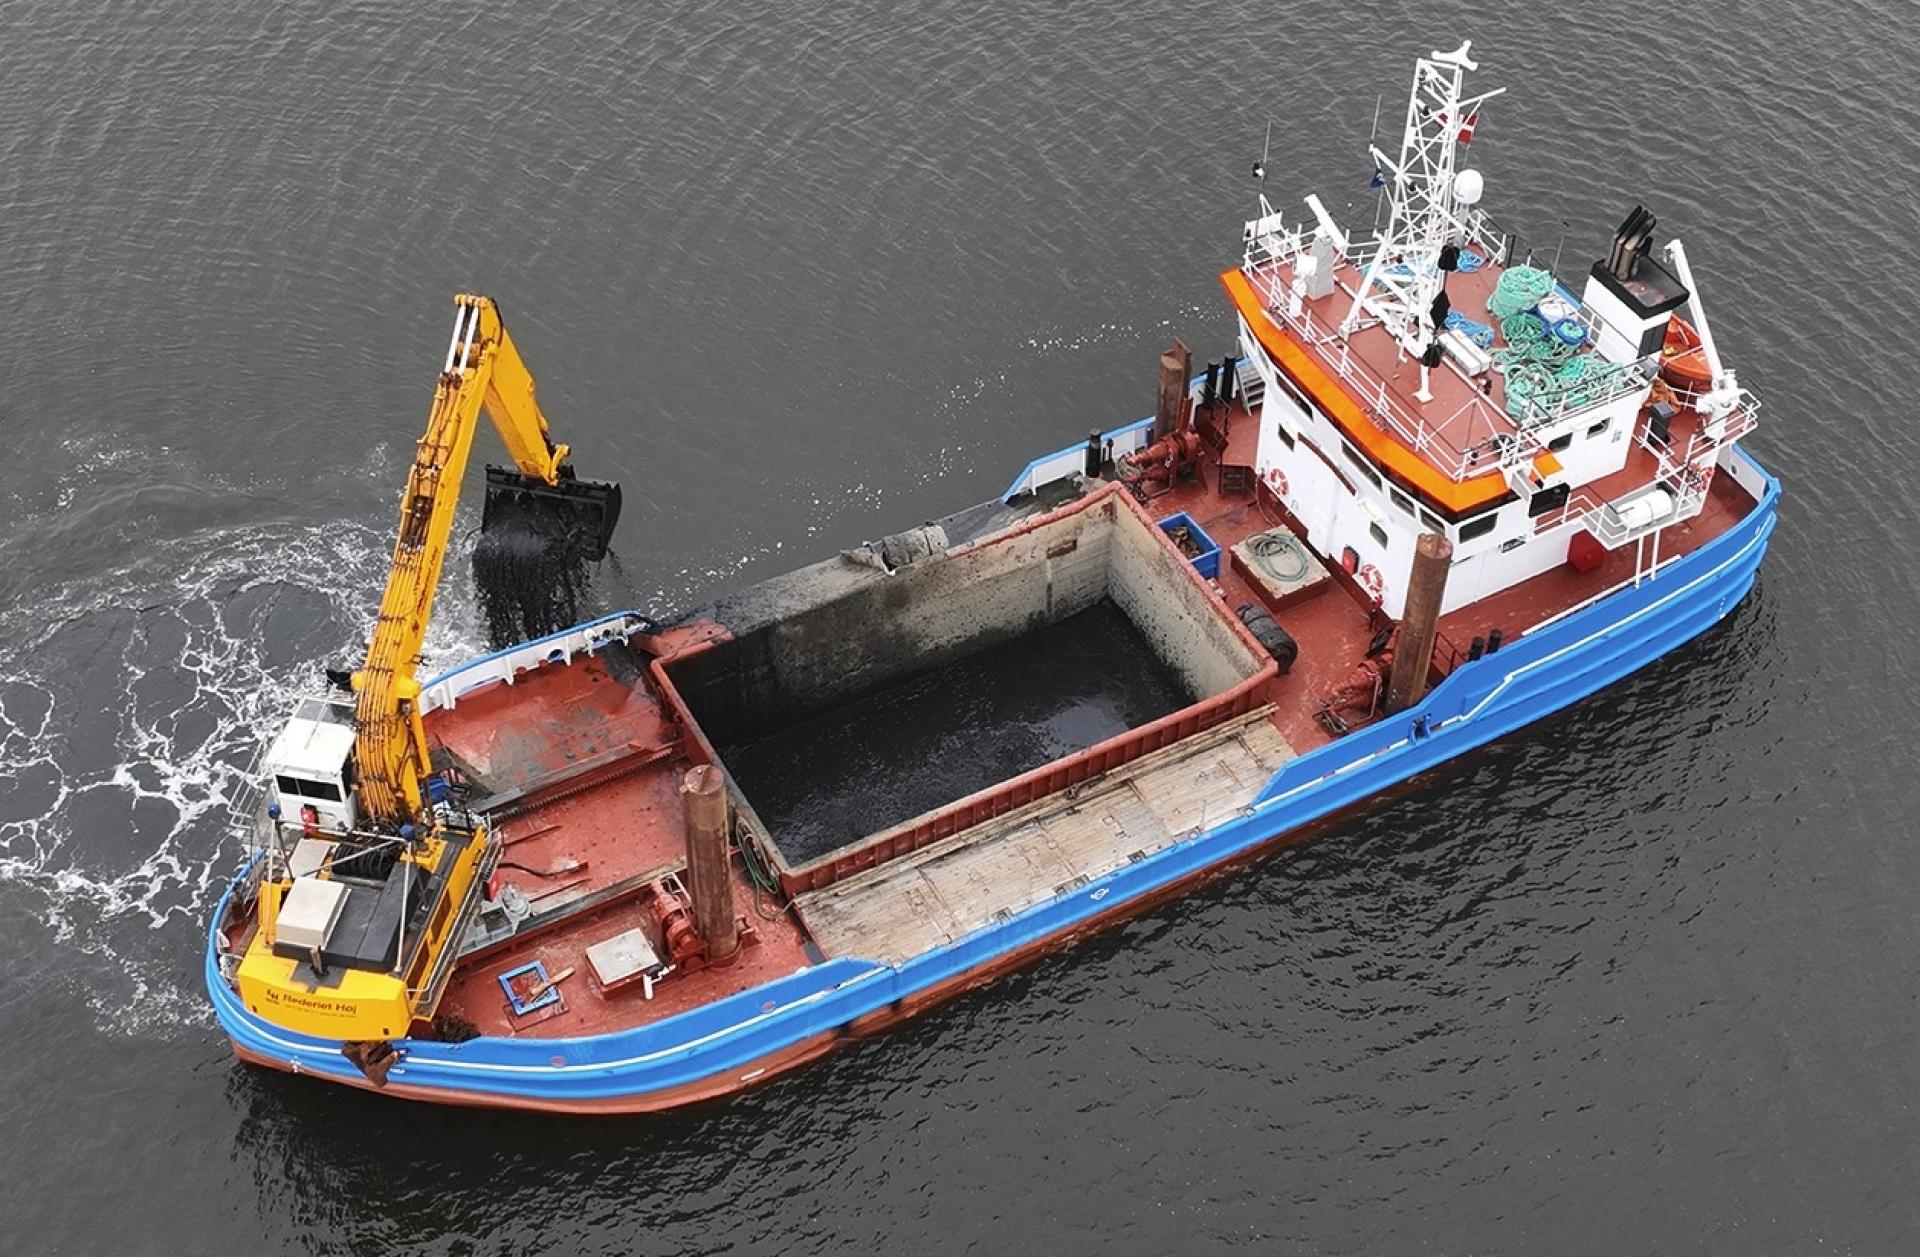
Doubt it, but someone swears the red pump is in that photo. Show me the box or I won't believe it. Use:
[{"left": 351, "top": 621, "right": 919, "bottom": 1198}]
[{"left": 640, "top": 877, "right": 705, "bottom": 969}]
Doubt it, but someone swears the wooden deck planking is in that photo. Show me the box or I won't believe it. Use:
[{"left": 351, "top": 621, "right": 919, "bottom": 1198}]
[{"left": 796, "top": 713, "right": 1296, "bottom": 964}]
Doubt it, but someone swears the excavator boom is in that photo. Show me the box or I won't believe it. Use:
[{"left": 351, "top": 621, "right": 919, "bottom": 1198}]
[
  {"left": 353, "top": 294, "right": 620, "bottom": 825},
  {"left": 238, "top": 294, "right": 620, "bottom": 1047}
]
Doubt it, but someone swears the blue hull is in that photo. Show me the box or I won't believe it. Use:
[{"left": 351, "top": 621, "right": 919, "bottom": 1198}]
[{"left": 208, "top": 450, "right": 1779, "bottom": 1111}]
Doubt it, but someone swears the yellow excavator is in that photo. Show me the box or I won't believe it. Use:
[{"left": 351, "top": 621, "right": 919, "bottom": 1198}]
[{"left": 235, "top": 295, "right": 620, "bottom": 1059}]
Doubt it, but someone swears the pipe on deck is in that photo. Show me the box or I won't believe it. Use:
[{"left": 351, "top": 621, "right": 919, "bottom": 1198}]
[
  {"left": 680, "top": 765, "right": 739, "bottom": 962},
  {"left": 1154, "top": 338, "right": 1192, "bottom": 443},
  {"left": 1386, "top": 530, "right": 1453, "bottom": 713}
]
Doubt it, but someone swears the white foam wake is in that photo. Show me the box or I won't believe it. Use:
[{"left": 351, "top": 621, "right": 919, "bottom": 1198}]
[{"left": 0, "top": 513, "right": 487, "bottom": 1037}]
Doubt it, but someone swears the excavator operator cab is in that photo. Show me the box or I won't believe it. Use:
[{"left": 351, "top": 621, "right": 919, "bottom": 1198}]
[{"left": 263, "top": 697, "right": 359, "bottom": 833}]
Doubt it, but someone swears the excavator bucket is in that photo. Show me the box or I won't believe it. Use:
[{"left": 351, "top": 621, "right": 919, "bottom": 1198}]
[
  {"left": 479, "top": 465, "right": 622, "bottom": 559},
  {"left": 473, "top": 466, "right": 623, "bottom": 648}
]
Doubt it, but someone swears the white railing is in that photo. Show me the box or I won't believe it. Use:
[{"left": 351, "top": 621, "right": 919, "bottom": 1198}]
[
  {"left": 1242, "top": 247, "right": 1525, "bottom": 480},
  {"left": 1510, "top": 355, "right": 1658, "bottom": 432},
  {"left": 1242, "top": 211, "right": 1675, "bottom": 480},
  {"left": 224, "top": 736, "right": 274, "bottom": 848},
  {"left": 418, "top": 611, "right": 653, "bottom": 714},
  {"left": 1585, "top": 480, "right": 1706, "bottom": 549},
  {"left": 1455, "top": 205, "right": 1512, "bottom": 263},
  {"left": 1535, "top": 395, "right": 1761, "bottom": 548},
  {"left": 1003, "top": 418, "right": 1155, "bottom": 500}
]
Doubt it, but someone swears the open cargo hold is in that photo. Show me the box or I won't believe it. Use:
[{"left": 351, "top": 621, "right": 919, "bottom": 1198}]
[
  {"left": 718, "top": 598, "right": 1194, "bottom": 865},
  {"left": 792, "top": 708, "right": 1298, "bottom": 964},
  {"left": 655, "top": 484, "right": 1280, "bottom": 894}
]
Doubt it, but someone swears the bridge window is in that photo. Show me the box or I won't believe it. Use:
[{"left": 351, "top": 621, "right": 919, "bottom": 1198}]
[
  {"left": 1459, "top": 512, "right": 1499, "bottom": 542},
  {"left": 1341, "top": 442, "right": 1382, "bottom": 489},
  {"left": 1369, "top": 521, "right": 1389, "bottom": 549},
  {"left": 1273, "top": 371, "right": 1312, "bottom": 411}
]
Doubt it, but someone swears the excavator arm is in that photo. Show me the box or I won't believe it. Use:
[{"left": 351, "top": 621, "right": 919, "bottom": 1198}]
[
  {"left": 352, "top": 294, "right": 612, "bottom": 825},
  {"left": 236, "top": 294, "right": 619, "bottom": 1045}
]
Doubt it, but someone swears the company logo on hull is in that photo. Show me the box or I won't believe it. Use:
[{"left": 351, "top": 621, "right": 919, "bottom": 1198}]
[{"left": 263, "top": 988, "right": 360, "bottom": 1018}]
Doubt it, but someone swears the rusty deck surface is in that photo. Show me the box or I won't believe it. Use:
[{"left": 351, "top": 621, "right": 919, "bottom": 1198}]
[
  {"left": 792, "top": 710, "right": 1295, "bottom": 965},
  {"left": 1147, "top": 395, "right": 1757, "bottom": 745},
  {"left": 1242, "top": 253, "right": 1522, "bottom": 474},
  {"left": 424, "top": 646, "right": 817, "bottom": 1040},
  {"left": 398, "top": 387, "right": 1759, "bottom": 1041}
]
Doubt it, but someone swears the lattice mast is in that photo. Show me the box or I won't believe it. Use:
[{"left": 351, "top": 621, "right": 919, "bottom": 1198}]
[{"left": 1340, "top": 42, "right": 1505, "bottom": 372}]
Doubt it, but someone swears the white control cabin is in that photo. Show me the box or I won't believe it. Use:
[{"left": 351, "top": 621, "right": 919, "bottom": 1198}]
[{"left": 262, "top": 697, "right": 358, "bottom": 831}]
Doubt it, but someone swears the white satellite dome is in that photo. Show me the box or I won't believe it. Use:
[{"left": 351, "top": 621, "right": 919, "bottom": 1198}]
[{"left": 1454, "top": 169, "right": 1485, "bottom": 205}]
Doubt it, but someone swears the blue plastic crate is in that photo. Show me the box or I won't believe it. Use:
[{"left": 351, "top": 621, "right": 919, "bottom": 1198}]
[{"left": 1158, "top": 512, "right": 1221, "bottom": 581}]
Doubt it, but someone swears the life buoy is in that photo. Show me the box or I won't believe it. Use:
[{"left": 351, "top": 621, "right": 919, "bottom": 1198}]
[
  {"left": 1356, "top": 563, "right": 1385, "bottom": 604},
  {"left": 1264, "top": 466, "right": 1289, "bottom": 498}
]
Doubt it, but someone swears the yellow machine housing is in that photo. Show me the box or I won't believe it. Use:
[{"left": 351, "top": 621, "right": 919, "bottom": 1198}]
[{"left": 235, "top": 828, "right": 492, "bottom": 1040}]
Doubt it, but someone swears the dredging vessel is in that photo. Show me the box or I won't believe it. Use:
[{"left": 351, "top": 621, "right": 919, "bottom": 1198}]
[{"left": 207, "top": 44, "right": 1779, "bottom": 1112}]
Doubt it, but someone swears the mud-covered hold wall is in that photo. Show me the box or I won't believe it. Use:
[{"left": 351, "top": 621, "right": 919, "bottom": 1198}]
[
  {"left": 664, "top": 487, "right": 1266, "bottom": 749},
  {"left": 1106, "top": 497, "right": 1264, "bottom": 701}
]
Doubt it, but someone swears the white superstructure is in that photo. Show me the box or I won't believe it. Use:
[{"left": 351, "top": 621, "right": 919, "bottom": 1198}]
[{"left": 1229, "top": 43, "right": 1759, "bottom": 621}]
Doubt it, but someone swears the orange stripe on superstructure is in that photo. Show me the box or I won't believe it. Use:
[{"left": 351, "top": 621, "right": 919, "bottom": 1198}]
[{"left": 1223, "top": 268, "right": 1544, "bottom": 516}]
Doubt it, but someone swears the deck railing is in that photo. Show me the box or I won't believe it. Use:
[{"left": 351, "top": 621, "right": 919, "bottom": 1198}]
[
  {"left": 1536, "top": 395, "right": 1761, "bottom": 548},
  {"left": 1241, "top": 214, "right": 1670, "bottom": 478},
  {"left": 1242, "top": 254, "right": 1523, "bottom": 481},
  {"left": 417, "top": 611, "right": 653, "bottom": 714},
  {"left": 1239, "top": 222, "right": 1537, "bottom": 481},
  {"left": 1509, "top": 346, "right": 1660, "bottom": 433}
]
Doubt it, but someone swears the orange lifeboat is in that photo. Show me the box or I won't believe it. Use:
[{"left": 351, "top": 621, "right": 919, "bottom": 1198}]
[{"left": 1660, "top": 317, "right": 1714, "bottom": 393}]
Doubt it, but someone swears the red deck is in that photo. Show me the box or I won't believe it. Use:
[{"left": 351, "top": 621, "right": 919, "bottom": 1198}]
[
  {"left": 426, "top": 651, "right": 814, "bottom": 1040},
  {"left": 1146, "top": 393, "right": 1756, "bottom": 749},
  {"left": 1225, "top": 251, "right": 1590, "bottom": 516},
  {"left": 1279, "top": 255, "right": 1519, "bottom": 459},
  {"left": 413, "top": 385, "right": 1757, "bottom": 1044}
]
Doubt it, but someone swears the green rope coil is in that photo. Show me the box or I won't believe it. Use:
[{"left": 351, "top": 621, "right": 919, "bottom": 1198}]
[
  {"left": 1481, "top": 265, "right": 1633, "bottom": 421},
  {"left": 1501, "top": 312, "right": 1547, "bottom": 346},
  {"left": 1487, "top": 265, "right": 1556, "bottom": 319}
]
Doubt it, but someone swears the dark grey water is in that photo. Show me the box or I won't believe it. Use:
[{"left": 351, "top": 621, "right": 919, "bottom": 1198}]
[
  {"left": 724, "top": 598, "right": 1191, "bottom": 864},
  {"left": 0, "top": 0, "right": 1908, "bottom": 1252}
]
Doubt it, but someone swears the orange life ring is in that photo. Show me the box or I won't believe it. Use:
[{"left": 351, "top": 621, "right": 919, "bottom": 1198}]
[
  {"left": 1356, "top": 563, "right": 1385, "bottom": 604},
  {"left": 1265, "top": 466, "right": 1290, "bottom": 498}
]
